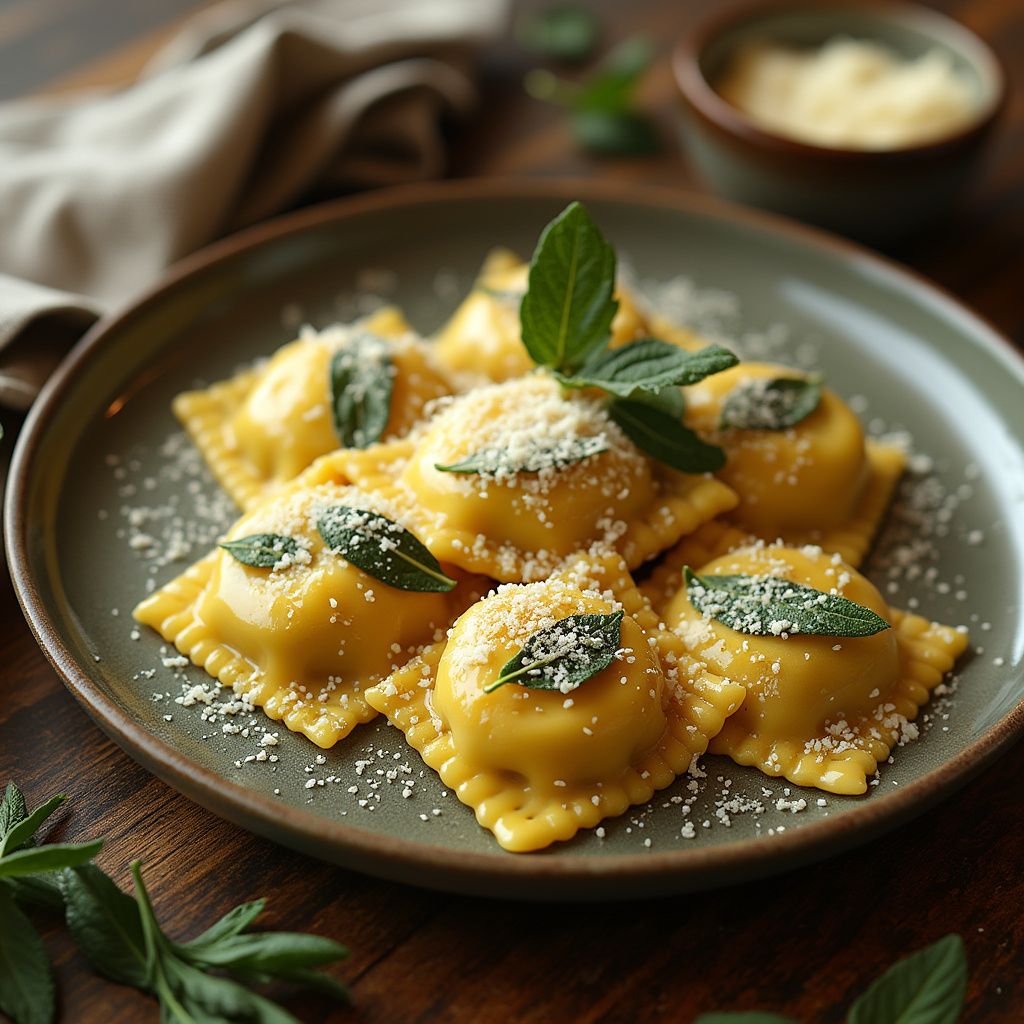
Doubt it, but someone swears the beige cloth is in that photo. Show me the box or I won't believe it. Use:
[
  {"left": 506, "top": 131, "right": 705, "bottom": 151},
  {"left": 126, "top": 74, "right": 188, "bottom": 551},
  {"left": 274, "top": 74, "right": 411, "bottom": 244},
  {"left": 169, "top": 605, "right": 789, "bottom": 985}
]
[{"left": 0, "top": 0, "right": 506, "bottom": 409}]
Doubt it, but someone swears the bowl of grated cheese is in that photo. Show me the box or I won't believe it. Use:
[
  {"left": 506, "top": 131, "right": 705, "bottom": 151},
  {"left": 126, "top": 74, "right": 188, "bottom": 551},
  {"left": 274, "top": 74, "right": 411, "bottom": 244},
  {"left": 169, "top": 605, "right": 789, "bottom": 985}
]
[{"left": 673, "top": 0, "right": 1007, "bottom": 244}]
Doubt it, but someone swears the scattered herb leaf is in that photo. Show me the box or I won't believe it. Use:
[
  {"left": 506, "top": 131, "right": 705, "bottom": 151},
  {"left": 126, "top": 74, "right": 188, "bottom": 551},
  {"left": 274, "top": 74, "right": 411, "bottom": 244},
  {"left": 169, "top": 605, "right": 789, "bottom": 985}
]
[
  {"left": 684, "top": 567, "right": 891, "bottom": 638},
  {"left": 0, "top": 841, "right": 103, "bottom": 879},
  {"left": 317, "top": 505, "right": 456, "bottom": 592},
  {"left": 848, "top": 933, "right": 967, "bottom": 1024},
  {"left": 486, "top": 610, "right": 623, "bottom": 693},
  {"left": 557, "top": 339, "right": 738, "bottom": 398},
  {"left": 219, "top": 534, "right": 301, "bottom": 569},
  {"left": 0, "top": 782, "right": 28, "bottom": 839},
  {"left": 0, "top": 885, "right": 53, "bottom": 1024},
  {"left": 520, "top": 201, "right": 618, "bottom": 374},
  {"left": 720, "top": 375, "right": 823, "bottom": 431},
  {"left": 329, "top": 333, "right": 394, "bottom": 449},
  {"left": 435, "top": 436, "right": 607, "bottom": 475},
  {"left": 609, "top": 398, "right": 726, "bottom": 473},
  {"left": 517, "top": 4, "right": 600, "bottom": 63}
]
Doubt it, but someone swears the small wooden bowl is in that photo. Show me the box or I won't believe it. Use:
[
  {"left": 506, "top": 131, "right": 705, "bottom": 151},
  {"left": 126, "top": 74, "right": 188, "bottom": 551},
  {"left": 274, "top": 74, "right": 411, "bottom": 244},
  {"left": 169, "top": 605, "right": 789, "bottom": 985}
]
[{"left": 673, "top": 0, "right": 1007, "bottom": 244}]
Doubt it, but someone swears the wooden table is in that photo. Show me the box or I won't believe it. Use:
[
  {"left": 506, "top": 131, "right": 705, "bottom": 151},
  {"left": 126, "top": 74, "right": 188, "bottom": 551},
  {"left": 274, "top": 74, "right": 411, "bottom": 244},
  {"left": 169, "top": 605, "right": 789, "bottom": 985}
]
[{"left": 1, "top": 1, "right": 1022, "bottom": 1020}]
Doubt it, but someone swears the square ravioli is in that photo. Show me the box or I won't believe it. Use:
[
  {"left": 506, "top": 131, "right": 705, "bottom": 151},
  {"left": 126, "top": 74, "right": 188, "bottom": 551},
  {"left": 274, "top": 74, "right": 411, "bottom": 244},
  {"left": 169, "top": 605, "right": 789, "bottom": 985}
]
[
  {"left": 433, "top": 248, "right": 652, "bottom": 383},
  {"left": 300, "top": 374, "right": 739, "bottom": 584},
  {"left": 661, "top": 542, "right": 968, "bottom": 794},
  {"left": 364, "top": 550, "right": 746, "bottom": 852},
  {"left": 679, "top": 361, "right": 906, "bottom": 567},
  {"left": 133, "top": 479, "right": 489, "bottom": 749},
  {"left": 173, "top": 306, "right": 454, "bottom": 510}
]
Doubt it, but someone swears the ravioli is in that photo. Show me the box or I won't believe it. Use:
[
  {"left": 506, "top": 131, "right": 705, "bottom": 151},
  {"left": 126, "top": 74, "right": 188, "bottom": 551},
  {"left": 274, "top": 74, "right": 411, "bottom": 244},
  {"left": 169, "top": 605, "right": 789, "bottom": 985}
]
[
  {"left": 681, "top": 362, "right": 905, "bottom": 566},
  {"left": 365, "top": 551, "right": 746, "bottom": 851},
  {"left": 663, "top": 543, "right": 968, "bottom": 794},
  {"left": 433, "top": 249, "right": 650, "bottom": 383},
  {"left": 314, "top": 374, "right": 738, "bottom": 582},
  {"left": 133, "top": 481, "right": 487, "bottom": 748},
  {"left": 173, "top": 307, "right": 453, "bottom": 510}
]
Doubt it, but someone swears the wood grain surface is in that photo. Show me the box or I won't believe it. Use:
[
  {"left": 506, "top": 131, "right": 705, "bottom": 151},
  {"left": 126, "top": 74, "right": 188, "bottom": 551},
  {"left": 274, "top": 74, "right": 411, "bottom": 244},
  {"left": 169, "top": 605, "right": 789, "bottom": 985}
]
[{"left": 1, "top": 0, "right": 1023, "bottom": 1020}]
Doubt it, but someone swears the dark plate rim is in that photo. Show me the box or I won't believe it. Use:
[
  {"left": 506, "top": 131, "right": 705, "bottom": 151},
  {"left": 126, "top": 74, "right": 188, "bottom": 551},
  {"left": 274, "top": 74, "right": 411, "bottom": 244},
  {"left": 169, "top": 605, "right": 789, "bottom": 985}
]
[{"left": 6, "top": 177, "right": 1024, "bottom": 894}]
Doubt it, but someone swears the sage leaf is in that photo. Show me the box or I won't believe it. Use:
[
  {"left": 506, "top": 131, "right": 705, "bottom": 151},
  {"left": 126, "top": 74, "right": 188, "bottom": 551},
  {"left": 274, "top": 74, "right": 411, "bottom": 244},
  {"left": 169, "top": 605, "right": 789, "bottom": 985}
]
[
  {"left": 695, "top": 1015, "right": 797, "bottom": 1024},
  {"left": 0, "top": 782, "right": 28, "bottom": 839},
  {"left": 0, "top": 840, "right": 102, "bottom": 879},
  {"left": 487, "top": 610, "right": 623, "bottom": 693},
  {"left": 517, "top": 4, "right": 600, "bottom": 63},
  {"left": 609, "top": 398, "right": 725, "bottom": 473},
  {"left": 180, "top": 899, "right": 266, "bottom": 951},
  {"left": 0, "top": 885, "right": 53, "bottom": 1024},
  {"left": 720, "top": 375, "right": 822, "bottom": 431},
  {"left": 558, "top": 339, "right": 738, "bottom": 398},
  {"left": 180, "top": 932, "right": 348, "bottom": 973},
  {"left": 219, "top": 534, "right": 301, "bottom": 569},
  {"left": 7, "top": 876, "right": 64, "bottom": 912},
  {"left": 435, "top": 436, "right": 607, "bottom": 475},
  {"left": 329, "top": 333, "right": 394, "bottom": 449},
  {"left": 520, "top": 201, "right": 618, "bottom": 374},
  {"left": 61, "top": 864, "right": 149, "bottom": 988},
  {"left": 0, "top": 795, "right": 65, "bottom": 858},
  {"left": 161, "top": 958, "right": 299, "bottom": 1024},
  {"left": 572, "top": 109, "right": 659, "bottom": 155},
  {"left": 848, "top": 934, "right": 967, "bottom": 1024},
  {"left": 255, "top": 966, "right": 350, "bottom": 1002},
  {"left": 684, "top": 568, "right": 891, "bottom": 638},
  {"left": 575, "top": 35, "right": 652, "bottom": 113},
  {"left": 317, "top": 505, "right": 455, "bottom": 592}
]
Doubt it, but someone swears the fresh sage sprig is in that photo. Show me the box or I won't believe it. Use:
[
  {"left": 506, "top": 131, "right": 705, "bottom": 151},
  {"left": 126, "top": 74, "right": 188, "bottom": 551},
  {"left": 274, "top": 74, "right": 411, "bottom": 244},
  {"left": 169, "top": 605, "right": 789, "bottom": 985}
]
[
  {"left": 556, "top": 337, "right": 738, "bottom": 399},
  {"left": 684, "top": 567, "right": 891, "bottom": 638},
  {"left": 486, "top": 610, "right": 623, "bottom": 693},
  {"left": 516, "top": 4, "right": 600, "bottom": 63},
  {"left": 525, "top": 36, "right": 660, "bottom": 155},
  {"left": 219, "top": 533, "right": 301, "bottom": 569},
  {"left": 0, "top": 782, "right": 349, "bottom": 1024},
  {"left": 720, "top": 374, "right": 823, "bottom": 431},
  {"left": 697, "top": 934, "right": 967, "bottom": 1024},
  {"left": 317, "top": 505, "right": 456, "bottom": 592},
  {"left": 518, "top": 201, "right": 736, "bottom": 474},
  {"left": 435, "top": 436, "right": 608, "bottom": 475},
  {"left": 329, "top": 332, "right": 394, "bottom": 448}
]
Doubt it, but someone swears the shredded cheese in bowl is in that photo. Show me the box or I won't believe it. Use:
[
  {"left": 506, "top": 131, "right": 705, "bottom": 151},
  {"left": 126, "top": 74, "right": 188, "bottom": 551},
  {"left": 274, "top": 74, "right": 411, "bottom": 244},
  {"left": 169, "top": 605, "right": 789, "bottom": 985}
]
[{"left": 717, "top": 37, "right": 979, "bottom": 150}]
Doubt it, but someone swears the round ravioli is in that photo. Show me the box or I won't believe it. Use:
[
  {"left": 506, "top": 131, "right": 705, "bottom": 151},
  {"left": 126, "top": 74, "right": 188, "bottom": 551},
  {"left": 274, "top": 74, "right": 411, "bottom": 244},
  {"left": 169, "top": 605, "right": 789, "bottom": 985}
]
[
  {"left": 228, "top": 317, "right": 451, "bottom": 485},
  {"left": 433, "top": 248, "right": 649, "bottom": 382},
  {"left": 433, "top": 579, "right": 668, "bottom": 790},
  {"left": 665, "top": 543, "right": 910, "bottom": 793},
  {"left": 685, "top": 362, "right": 868, "bottom": 534},
  {"left": 399, "top": 375, "right": 657, "bottom": 574}
]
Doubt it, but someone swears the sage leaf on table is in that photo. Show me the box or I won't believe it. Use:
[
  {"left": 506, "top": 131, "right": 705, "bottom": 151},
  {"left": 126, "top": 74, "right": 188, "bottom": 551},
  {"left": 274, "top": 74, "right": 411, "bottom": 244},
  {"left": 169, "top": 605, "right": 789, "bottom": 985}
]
[
  {"left": 847, "top": 934, "right": 967, "bottom": 1024},
  {"left": 0, "top": 885, "right": 54, "bottom": 1024},
  {"left": 486, "top": 610, "right": 623, "bottom": 693},
  {"left": 720, "top": 375, "right": 823, "bottom": 431},
  {"left": 557, "top": 339, "right": 738, "bottom": 398},
  {"left": 520, "top": 200, "right": 618, "bottom": 374},
  {"left": 517, "top": 4, "right": 600, "bottom": 63},
  {"left": 329, "top": 332, "right": 394, "bottom": 448},
  {"left": 220, "top": 533, "right": 302, "bottom": 569},
  {"left": 684, "top": 568, "right": 891, "bottom": 638},
  {"left": 435, "top": 436, "right": 607, "bottom": 475},
  {"left": 0, "top": 781, "right": 28, "bottom": 837},
  {"left": 608, "top": 398, "right": 726, "bottom": 473},
  {"left": 317, "top": 505, "right": 456, "bottom": 592}
]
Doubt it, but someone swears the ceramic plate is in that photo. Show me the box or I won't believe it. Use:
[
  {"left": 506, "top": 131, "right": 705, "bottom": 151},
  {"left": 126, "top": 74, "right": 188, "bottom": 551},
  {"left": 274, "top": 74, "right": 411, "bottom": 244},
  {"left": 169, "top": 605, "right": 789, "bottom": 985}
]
[{"left": 7, "top": 181, "right": 1024, "bottom": 900}]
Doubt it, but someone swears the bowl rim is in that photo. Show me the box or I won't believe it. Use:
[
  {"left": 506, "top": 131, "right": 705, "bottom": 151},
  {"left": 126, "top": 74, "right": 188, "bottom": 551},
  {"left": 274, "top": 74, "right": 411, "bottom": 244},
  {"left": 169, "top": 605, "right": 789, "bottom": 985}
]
[
  {"left": 6, "top": 177, "right": 1024, "bottom": 899},
  {"left": 673, "top": 0, "right": 1009, "bottom": 162}
]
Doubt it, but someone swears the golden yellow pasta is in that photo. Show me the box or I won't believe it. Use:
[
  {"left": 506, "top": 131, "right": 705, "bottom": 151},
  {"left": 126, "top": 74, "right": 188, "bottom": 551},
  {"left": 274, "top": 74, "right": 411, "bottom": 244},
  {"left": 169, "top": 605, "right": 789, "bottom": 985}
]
[
  {"left": 173, "top": 307, "right": 453, "bottom": 510},
  {"left": 365, "top": 551, "right": 746, "bottom": 851},
  {"left": 433, "top": 249, "right": 650, "bottom": 382},
  {"left": 678, "top": 361, "right": 906, "bottom": 565},
  {"left": 314, "top": 374, "right": 738, "bottom": 582},
  {"left": 134, "top": 481, "right": 488, "bottom": 749},
  {"left": 663, "top": 543, "right": 967, "bottom": 795}
]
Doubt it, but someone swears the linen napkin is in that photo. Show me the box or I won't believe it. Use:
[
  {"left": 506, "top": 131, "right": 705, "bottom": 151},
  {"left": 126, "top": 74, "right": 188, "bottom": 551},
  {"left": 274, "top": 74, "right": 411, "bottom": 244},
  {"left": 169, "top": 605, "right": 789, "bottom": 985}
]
[{"left": 0, "top": 0, "right": 507, "bottom": 409}]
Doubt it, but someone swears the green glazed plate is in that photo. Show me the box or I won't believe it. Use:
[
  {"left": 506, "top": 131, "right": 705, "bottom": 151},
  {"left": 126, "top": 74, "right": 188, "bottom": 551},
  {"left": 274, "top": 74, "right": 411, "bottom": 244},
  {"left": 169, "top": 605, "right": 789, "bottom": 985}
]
[{"left": 6, "top": 181, "right": 1024, "bottom": 899}]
